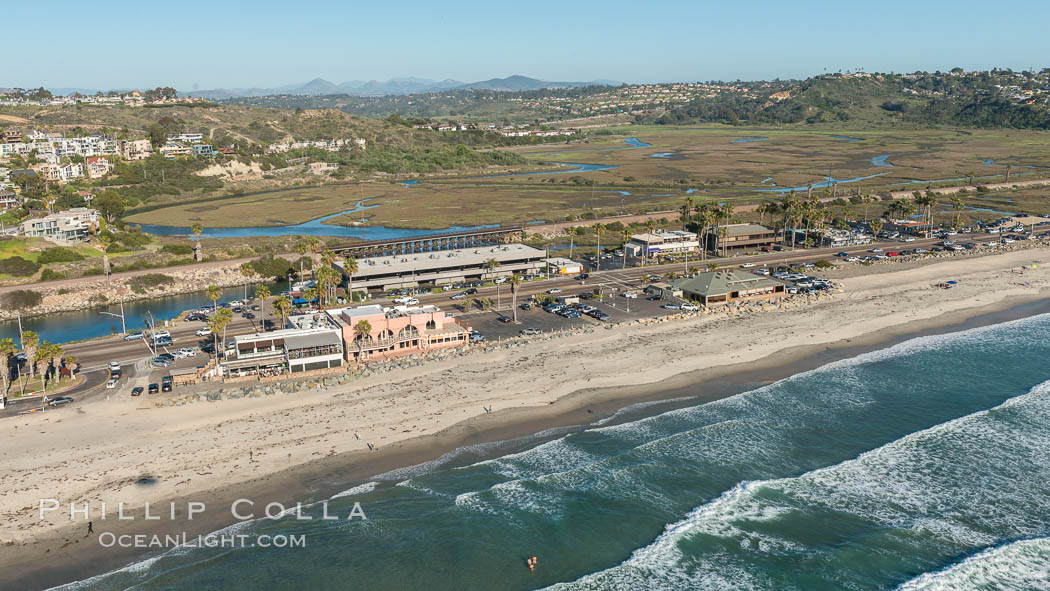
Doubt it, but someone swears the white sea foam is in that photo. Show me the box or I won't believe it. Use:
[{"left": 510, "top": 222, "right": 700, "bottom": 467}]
[
  {"left": 331, "top": 481, "right": 379, "bottom": 499},
  {"left": 897, "top": 537, "right": 1050, "bottom": 591},
  {"left": 546, "top": 379, "right": 1050, "bottom": 590}
]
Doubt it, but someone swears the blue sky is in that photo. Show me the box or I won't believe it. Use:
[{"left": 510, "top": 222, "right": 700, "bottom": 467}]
[{"left": 6, "top": 0, "right": 1048, "bottom": 90}]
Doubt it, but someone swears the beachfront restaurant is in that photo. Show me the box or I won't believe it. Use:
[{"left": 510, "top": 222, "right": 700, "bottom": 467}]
[
  {"left": 325, "top": 303, "right": 471, "bottom": 362},
  {"left": 221, "top": 328, "right": 344, "bottom": 378},
  {"left": 670, "top": 270, "right": 786, "bottom": 307}
]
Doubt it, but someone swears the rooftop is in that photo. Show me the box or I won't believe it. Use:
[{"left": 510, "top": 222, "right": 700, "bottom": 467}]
[
  {"left": 336, "top": 243, "right": 547, "bottom": 277},
  {"left": 719, "top": 223, "right": 776, "bottom": 236},
  {"left": 630, "top": 230, "right": 697, "bottom": 242},
  {"left": 670, "top": 269, "right": 784, "bottom": 296}
]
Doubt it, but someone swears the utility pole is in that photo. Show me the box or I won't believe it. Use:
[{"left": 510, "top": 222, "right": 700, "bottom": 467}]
[{"left": 99, "top": 297, "right": 127, "bottom": 334}]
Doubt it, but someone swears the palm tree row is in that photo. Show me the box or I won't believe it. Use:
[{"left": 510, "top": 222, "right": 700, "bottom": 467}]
[{"left": 0, "top": 334, "right": 75, "bottom": 396}]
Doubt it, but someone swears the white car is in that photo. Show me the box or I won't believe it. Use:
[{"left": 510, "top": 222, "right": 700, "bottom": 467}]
[
  {"left": 680, "top": 303, "right": 700, "bottom": 312},
  {"left": 547, "top": 288, "right": 562, "bottom": 294},
  {"left": 108, "top": 361, "right": 121, "bottom": 371},
  {"left": 153, "top": 330, "right": 171, "bottom": 339},
  {"left": 195, "top": 327, "right": 212, "bottom": 337},
  {"left": 394, "top": 297, "right": 419, "bottom": 306},
  {"left": 106, "top": 378, "right": 118, "bottom": 389},
  {"left": 753, "top": 268, "right": 770, "bottom": 275},
  {"left": 845, "top": 257, "right": 860, "bottom": 263},
  {"left": 175, "top": 348, "right": 196, "bottom": 359},
  {"left": 493, "top": 276, "right": 508, "bottom": 284},
  {"left": 622, "top": 291, "right": 638, "bottom": 299},
  {"left": 739, "top": 263, "right": 756, "bottom": 269}
]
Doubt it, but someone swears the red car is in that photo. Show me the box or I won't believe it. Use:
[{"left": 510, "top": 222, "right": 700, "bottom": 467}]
[{"left": 886, "top": 252, "right": 900, "bottom": 257}]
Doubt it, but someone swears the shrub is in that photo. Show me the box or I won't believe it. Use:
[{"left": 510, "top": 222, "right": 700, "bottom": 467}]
[
  {"left": 248, "top": 256, "right": 295, "bottom": 279},
  {"left": 0, "top": 289, "right": 43, "bottom": 310},
  {"left": 37, "top": 247, "right": 86, "bottom": 265},
  {"left": 0, "top": 256, "right": 41, "bottom": 276},
  {"left": 40, "top": 268, "right": 66, "bottom": 281},
  {"left": 127, "top": 273, "right": 175, "bottom": 294},
  {"left": 161, "top": 244, "right": 194, "bottom": 256}
]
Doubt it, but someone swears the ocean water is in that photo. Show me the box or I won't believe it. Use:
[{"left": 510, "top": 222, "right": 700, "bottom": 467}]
[{"left": 54, "top": 313, "right": 1050, "bottom": 591}]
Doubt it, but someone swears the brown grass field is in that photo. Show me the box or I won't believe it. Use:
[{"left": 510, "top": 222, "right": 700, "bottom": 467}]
[{"left": 125, "top": 125, "right": 1050, "bottom": 232}]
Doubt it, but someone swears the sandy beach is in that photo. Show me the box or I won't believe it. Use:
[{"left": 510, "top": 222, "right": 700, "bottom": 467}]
[{"left": 2, "top": 246, "right": 1050, "bottom": 590}]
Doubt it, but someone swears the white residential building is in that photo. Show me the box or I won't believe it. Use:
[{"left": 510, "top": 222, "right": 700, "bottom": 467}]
[{"left": 19, "top": 208, "right": 100, "bottom": 242}]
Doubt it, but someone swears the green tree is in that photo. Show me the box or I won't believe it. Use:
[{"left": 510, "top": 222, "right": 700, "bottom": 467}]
[
  {"left": 95, "top": 190, "right": 125, "bottom": 222},
  {"left": 510, "top": 274, "right": 522, "bottom": 323},
  {"left": 209, "top": 308, "right": 233, "bottom": 358},
  {"left": 273, "top": 295, "right": 292, "bottom": 328},
  {"left": 354, "top": 319, "right": 372, "bottom": 354},
  {"left": 191, "top": 223, "right": 204, "bottom": 262},
  {"left": 21, "top": 331, "right": 39, "bottom": 379},
  {"left": 343, "top": 256, "right": 359, "bottom": 301},
  {"left": 254, "top": 285, "right": 271, "bottom": 320},
  {"left": 206, "top": 285, "right": 222, "bottom": 312},
  {"left": 0, "top": 338, "right": 15, "bottom": 395}
]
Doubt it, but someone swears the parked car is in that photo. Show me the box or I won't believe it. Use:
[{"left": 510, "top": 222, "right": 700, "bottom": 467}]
[
  {"left": 153, "top": 330, "right": 171, "bottom": 339},
  {"left": 680, "top": 303, "right": 700, "bottom": 312},
  {"left": 498, "top": 316, "right": 513, "bottom": 323},
  {"left": 155, "top": 337, "right": 173, "bottom": 347},
  {"left": 520, "top": 327, "right": 541, "bottom": 336},
  {"left": 469, "top": 331, "right": 485, "bottom": 343},
  {"left": 131, "top": 386, "right": 144, "bottom": 396},
  {"left": 106, "top": 378, "right": 118, "bottom": 389},
  {"left": 519, "top": 303, "right": 532, "bottom": 311},
  {"left": 574, "top": 273, "right": 590, "bottom": 280},
  {"left": 661, "top": 304, "right": 681, "bottom": 310},
  {"left": 162, "top": 377, "right": 173, "bottom": 393},
  {"left": 148, "top": 383, "right": 159, "bottom": 395},
  {"left": 622, "top": 291, "right": 638, "bottom": 299},
  {"left": 465, "top": 288, "right": 478, "bottom": 295},
  {"left": 195, "top": 327, "right": 212, "bottom": 337},
  {"left": 739, "top": 263, "right": 756, "bottom": 269},
  {"left": 48, "top": 396, "right": 73, "bottom": 407}
]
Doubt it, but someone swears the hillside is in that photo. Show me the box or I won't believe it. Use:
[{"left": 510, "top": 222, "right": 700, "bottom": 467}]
[
  {"left": 0, "top": 103, "right": 450, "bottom": 147},
  {"left": 644, "top": 71, "right": 1050, "bottom": 129}
]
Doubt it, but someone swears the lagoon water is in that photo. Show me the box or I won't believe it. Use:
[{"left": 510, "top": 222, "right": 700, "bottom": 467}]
[{"left": 57, "top": 312, "right": 1050, "bottom": 590}]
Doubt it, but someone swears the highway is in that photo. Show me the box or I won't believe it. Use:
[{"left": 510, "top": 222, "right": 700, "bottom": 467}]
[{"left": 2, "top": 231, "right": 996, "bottom": 417}]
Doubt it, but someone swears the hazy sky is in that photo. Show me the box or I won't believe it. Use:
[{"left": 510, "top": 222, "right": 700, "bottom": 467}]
[{"left": 6, "top": 0, "right": 1048, "bottom": 90}]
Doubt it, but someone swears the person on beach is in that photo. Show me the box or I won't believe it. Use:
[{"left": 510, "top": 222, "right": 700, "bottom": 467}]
[{"left": 87, "top": 521, "right": 93, "bottom": 534}]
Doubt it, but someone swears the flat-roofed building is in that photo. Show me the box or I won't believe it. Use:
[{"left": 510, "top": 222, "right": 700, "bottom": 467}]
[
  {"left": 326, "top": 303, "right": 470, "bottom": 362},
  {"left": 624, "top": 230, "right": 698, "bottom": 258},
  {"left": 670, "top": 269, "right": 786, "bottom": 307},
  {"left": 334, "top": 243, "right": 547, "bottom": 292},
  {"left": 222, "top": 322, "right": 344, "bottom": 379},
  {"left": 707, "top": 224, "right": 780, "bottom": 253},
  {"left": 19, "top": 207, "right": 99, "bottom": 242},
  {"left": 546, "top": 257, "right": 583, "bottom": 275}
]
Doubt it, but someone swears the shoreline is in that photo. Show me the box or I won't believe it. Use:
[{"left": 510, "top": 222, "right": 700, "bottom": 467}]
[
  {"left": 3, "top": 246, "right": 1049, "bottom": 589},
  {"left": 7, "top": 287, "right": 1050, "bottom": 590}
]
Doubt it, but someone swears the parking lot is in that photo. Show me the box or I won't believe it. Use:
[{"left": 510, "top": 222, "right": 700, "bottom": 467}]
[{"left": 461, "top": 278, "right": 682, "bottom": 342}]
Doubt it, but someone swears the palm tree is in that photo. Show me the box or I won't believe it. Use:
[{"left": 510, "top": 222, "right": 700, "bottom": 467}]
[
  {"left": 354, "top": 319, "right": 372, "bottom": 356},
  {"left": 510, "top": 274, "right": 522, "bottom": 323},
  {"left": 950, "top": 196, "right": 965, "bottom": 229},
  {"left": 206, "top": 285, "right": 222, "bottom": 313},
  {"left": 706, "top": 262, "right": 719, "bottom": 272},
  {"left": 191, "top": 223, "right": 204, "bottom": 262},
  {"left": 343, "top": 256, "right": 359, "bottom": 302},
  {"left": 0, "top": 338, "right": 15, "bottom": 395},
  {"left": 566, "top": 226, "right": 580, "bottom": 260},
  {"left": 870, "top": 218, "right": 884, "bottom": 238},
  {"left": 273, "top": 295, "right": 292, "bottom": 328},
  {"left": 254, "top": 285, "right": 271, "bottom": 320},
  {"left": 719, "top": 203, "right": 735, "bottom": 256},
  {"left": 45, "top": 342, "right": 63, "bottom": 390},
  {"left": 239, "top": 263, "right": 256, "bottom": 300},
  {"left": 209, "top": 308, "right": 233, "bottom": 358},
  {"left": 593, "top": 223, "right": 604, "bottom": 272},
  {"left": 63, "top": 355, "right": 78, "bottom": 379},
  {"left": 1005, "top": 163, "right": 1012, "bottom": 183},
  {"left": 315, "top": 266, "right": 339, "bottom": 310},
  {"left": 34, "top": 341, "right": 54, "bottom": 392},
  {"left": 21, "top": 331, "right": 39, "bottom": 379},
  {"left": 621, "top": 229, "right": 631, "bottom": 269},
  {"left": 861, "top": 194, "right": 874, "bottom": 221},
  {"left": 302, "top": 287, "right": 319, "bottom": 310}
]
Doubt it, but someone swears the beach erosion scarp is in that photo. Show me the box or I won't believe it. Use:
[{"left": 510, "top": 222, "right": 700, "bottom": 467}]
[{"left": 2, "top": 246, "right": 1050, "bottom": 590}]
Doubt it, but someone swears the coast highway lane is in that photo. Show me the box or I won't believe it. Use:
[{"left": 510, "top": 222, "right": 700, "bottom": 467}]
[{"left": 0, "top": 231, "right": 992, "bottom": 418}]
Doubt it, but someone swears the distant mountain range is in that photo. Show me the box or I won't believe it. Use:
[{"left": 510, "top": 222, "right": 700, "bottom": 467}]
[{"left": 180, "top": 75, "right": 621, "bottom": 99}]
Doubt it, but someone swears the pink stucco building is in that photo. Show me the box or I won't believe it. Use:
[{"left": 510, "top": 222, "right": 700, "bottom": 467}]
[{"left": 326, "top": 304, "right": 471, "bottom": 362}]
